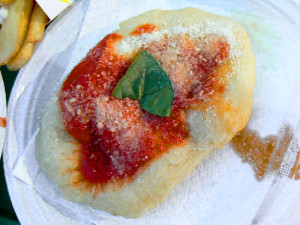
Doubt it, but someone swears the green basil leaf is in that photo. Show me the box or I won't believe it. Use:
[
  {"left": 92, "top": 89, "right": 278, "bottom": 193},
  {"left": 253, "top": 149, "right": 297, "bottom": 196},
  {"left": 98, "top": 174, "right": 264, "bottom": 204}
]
[
  {"left": 113, "top": 50, "right": 174, "bottom": 117},
  {"left": 140, "top": 88, "right": 173, "bottom": 117}
]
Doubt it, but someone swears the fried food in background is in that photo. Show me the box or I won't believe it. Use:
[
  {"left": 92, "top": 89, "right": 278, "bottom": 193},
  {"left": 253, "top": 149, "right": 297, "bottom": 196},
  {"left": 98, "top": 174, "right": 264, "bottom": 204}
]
[
  {"left": 0, "top": 0, "right": 49, "bottom": 71},
  {"left": 0, "top": 0, "right": 15, "bottom": 4},
  {"left": 6, "top": 41, "right": 34, "bottom": 71},
  {"left": 0, "top": 0, "right": 34, "bottom": 66},
  {"left": 27, "top": 3, "right": 49, "bottom": 43},
  {"left": 6, "top": 2, "right": 49, "bottom": 71}
]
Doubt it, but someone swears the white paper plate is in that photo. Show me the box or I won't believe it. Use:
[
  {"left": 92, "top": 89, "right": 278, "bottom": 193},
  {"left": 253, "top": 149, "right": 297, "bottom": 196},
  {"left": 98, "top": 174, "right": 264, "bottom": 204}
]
[
  {"left": 0, "top": 71, "right": 6, "bottom": 158},
  {"left": 4, "top": 0, "right": 300, "bottom": 225}
]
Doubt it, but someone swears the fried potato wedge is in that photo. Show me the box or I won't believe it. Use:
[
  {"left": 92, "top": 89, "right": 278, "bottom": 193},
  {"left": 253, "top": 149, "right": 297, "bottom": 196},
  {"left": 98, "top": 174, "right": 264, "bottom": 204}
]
[
  {"left": 0, "top": 0, "right": 34, "bottom": 65},
  {"left": 0, "top": 0, "right": 15, "bottom": 4},
  {"left": 27, "top": 3, "right": 49, "bottom": 43},
  {"left": 6, "top": 41, "right": 34, "bottom": 71}
]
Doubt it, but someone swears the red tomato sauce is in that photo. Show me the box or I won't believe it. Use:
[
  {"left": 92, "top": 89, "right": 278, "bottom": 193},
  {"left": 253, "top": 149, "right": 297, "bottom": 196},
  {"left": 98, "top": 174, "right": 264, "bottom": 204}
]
[
  {"left": 60, "top": 30, "right": 229, "bottom": 185},
  {"left": 131, "top": 24, "right": 157, "bottom": 35}
]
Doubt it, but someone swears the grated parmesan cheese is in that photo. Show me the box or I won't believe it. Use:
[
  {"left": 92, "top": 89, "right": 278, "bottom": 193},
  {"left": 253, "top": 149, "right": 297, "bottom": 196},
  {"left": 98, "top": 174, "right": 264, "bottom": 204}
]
[{"left": 116, "top": 19, "right": 243, "bottom": 59}]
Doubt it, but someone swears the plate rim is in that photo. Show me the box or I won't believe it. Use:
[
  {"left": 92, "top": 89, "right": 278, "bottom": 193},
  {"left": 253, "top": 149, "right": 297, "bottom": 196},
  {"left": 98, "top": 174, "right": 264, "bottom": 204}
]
[{"left": 3, "top": 0, "right": 300, "bottom": 224}]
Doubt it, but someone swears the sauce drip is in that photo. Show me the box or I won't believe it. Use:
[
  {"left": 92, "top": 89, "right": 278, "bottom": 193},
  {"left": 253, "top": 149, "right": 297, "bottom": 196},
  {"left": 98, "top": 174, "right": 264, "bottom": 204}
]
[
  {"left": 131, "top": 24, "right": 157, "bottom": 35},
  {"left": 60, "top": 31, "right": 230, "bottom": 186},
  {"left": 0, "top": 117, "right": 6, "bottom": 128},
  {"left": 290, "top": 149, "right": 300, "bottom": 180},
  {"left": 231, "top": 126, "right": 293, "bottom": 180}
]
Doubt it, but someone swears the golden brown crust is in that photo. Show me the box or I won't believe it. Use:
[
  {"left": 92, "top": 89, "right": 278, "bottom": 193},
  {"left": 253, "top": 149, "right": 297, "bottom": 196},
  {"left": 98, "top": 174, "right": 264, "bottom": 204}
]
[
  {"left": 6, "top": 40, "right": 34, "bottom": 70},
  {"left": 0, "top": 0, "right": 15, "bottom": 4},
  {"left": 36, "top": 8, "right": 255, "bottom": 218},
  {"left": 0, "top": 0, "right": 34, "bottom": 65},
  {"left": 27, "top": 3, "right": 49, "bottom": 43}
]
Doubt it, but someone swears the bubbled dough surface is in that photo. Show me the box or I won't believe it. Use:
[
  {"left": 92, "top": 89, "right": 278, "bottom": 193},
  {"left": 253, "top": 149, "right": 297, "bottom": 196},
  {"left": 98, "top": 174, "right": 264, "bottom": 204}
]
[{"left": 36, "top": 8, "right": 255, "bottom": 218}]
